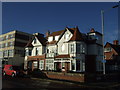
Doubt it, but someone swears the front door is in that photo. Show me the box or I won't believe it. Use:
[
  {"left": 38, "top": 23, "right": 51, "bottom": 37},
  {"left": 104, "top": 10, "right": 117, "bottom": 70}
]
[
  {"left": 54, "top": 62, "right": 61, "bottom": 71},
  {"left": 65, "top": 62, "right": 70, "bottom": 72},
  {"left": 27, "top": 61, "right": 32, "bottom": 70},
  {"left": 33, "top": 61, "right": 38, "bottom": 70}
]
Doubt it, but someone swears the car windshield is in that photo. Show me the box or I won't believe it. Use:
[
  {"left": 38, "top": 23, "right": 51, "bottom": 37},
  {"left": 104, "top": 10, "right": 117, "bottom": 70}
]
[{"left": 12, "top": 66, "right": 21, "bottom": 70}]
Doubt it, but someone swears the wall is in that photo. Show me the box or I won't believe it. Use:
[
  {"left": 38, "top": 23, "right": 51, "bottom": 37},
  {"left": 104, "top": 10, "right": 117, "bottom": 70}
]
[
  {"left": 47, "top": 45, "right": 57, "bottom": 53},
  {"left": 44, "top": 71, "right": 85, "bottom": 82},
  {"left": 87, "top": 44, "right": 97, "bottom": 55},
  {"left": 58, "top": 30, "right": 73, "bottom": 55},
  {"left": 31, "top": 37, "right": 43, "bottom": 56},
  {"left": 8, "top": 56, "right": 24, "bottom": 66}
]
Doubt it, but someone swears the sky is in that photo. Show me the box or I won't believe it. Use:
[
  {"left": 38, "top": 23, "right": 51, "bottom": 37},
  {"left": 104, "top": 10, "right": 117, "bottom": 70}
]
[{"left": 2, "top": 2, "right": 119, "bottom": 44}]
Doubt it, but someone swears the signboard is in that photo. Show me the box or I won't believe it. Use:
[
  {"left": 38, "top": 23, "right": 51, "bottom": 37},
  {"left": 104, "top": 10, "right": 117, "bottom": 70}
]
[{"left": 102, "top": 60, "right": 106, "bottom": 63}]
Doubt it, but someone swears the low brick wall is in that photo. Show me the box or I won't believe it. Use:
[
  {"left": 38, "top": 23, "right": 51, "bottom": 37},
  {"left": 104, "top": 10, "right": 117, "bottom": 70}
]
[{"left": 44, "top": 71, "right": 85, "bottom": 82}]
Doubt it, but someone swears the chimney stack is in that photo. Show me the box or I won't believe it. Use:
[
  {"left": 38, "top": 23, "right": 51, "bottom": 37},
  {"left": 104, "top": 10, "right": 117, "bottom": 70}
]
[
  {"left": 46, "top": 31, "right": 50, "bottom": 37},
  {"left": 113, "top": 40, "right": 119, "bottom": 45},
  {"left": 90, "top": 28, "right": 95, "bottom": 33}
]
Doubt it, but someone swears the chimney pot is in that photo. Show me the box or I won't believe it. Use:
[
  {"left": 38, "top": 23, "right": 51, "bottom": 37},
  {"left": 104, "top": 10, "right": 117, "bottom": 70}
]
[
  {"left": 90, "top": 28, "right": 95, "bottom": 32},
  {"left": 113, "top": 40, "right": 119, "bottom": 45},
  {"left": 46, "top": 31, "right": 50, "bottom": 37}
]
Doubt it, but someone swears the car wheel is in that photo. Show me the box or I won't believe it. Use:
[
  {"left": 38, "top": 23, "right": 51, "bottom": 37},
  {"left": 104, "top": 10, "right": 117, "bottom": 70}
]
[
  {"left": 11, "top": 73, "right": 15, "bottom": 77},
  {"left": 3, "top": 72, "right": 6, "bottom": 76}
]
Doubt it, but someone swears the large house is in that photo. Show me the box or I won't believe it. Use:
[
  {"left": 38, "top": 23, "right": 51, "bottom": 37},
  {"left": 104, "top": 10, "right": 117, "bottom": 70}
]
[
  {"left": 104, "top": 40, "right": 120, "bottom": 72},
  {"left": 24, "top": 27, "right": 103, "bottom": 73},
  {"left": 0, "top": 30, "right": 33, "bottom": 67}
]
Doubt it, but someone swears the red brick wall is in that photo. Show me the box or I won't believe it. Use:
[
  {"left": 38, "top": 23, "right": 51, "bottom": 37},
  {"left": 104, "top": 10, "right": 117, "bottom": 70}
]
[{"left": 44, "top": 72, "right": 85, "bottom": 82}]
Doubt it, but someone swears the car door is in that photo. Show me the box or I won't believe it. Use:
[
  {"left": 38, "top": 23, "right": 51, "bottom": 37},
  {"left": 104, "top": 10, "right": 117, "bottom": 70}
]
[{"left": 7, "top": 66, "right": 13, "bottom": 75}]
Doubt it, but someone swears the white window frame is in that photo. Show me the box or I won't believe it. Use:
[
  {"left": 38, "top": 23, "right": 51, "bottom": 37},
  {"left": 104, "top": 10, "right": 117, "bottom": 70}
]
[{"left": 39, "top": 60, "right": 44, "bottom": 70}]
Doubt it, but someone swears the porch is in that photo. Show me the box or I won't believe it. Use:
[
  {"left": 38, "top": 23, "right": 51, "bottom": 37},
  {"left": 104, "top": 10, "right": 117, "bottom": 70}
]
[{"left": 27, "top": 55, "right": 45, "bottom": 71}]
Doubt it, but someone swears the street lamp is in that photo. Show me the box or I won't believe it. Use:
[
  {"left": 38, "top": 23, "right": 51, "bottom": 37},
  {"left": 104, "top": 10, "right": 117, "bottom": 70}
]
[{"left": 101, "top": 4, "right": 119, "bottom": 75}]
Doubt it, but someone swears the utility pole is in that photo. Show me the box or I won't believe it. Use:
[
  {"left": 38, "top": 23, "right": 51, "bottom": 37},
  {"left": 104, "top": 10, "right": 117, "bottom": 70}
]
[
  {"left": 101, "top": 4, "right": 119, "bottom": 75},
  {"left": 101, "top": 10, "right": 106, "bottom": 75}
]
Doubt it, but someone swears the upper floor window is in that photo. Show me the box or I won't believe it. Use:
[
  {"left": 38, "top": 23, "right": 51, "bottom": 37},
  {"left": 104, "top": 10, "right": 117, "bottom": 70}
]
[
  {"left": 6, "top": 35, "right": 9, "bottom": 40},
  {"left": 35, "top": 48, "right": 39, "bottom": 55},
  {"left": 0, "top": 51, "right": 3, "bottom": 57},
  {"left": 3, "top": 50, "right": 8, "bottom": 56},
  {"left": 104, "top": 47, "right": 112, "bottom": 52},
  {"left": 55, "top": 36, "right": 59, "bottom": 41},
  {"left": 76, "top": 43, "right": 85, "bottom": 54},
  {"left": 26, "top": 49, "right": 32, "bottom": 56},
  {"left": 46, "top": 49, "right": 49, "bottom": 53},
  {"left": 48, "top": 36, "right": 53, "bottom": 42},
  {"left": 0, "top": 44, "right": 2, "bottom": 48},
  {"left": 9, "top": 34, "right": 14, "bottom": 39},
  {"left": 8, "top": 50, "right": 14, "bottom": 56},
  {"left": 64, "top": 33, "right": 70, "bottom": 41},
  {"left": 34, "top": 38, "right": 37, "bottom": 44},
  {"left": 62, "top": 44, "right": 65, "bottom": 52},
  {"left": 5, "top": 43, "right": 8, "bottom": 47},
  {"left": 0, "top": 37, "right": 3, "bottom": 41},
  {"left": 70, "top": 44, "right": 74, "bottom": 53},
  {"left": 29, "top": 50, "right": 32, "bottom": 56},
  {"left": 2, "top": 43, "right": 5, "bottom": 48},
  {"left": 9, "top": 41, "right": 14, "bottom": 47},
  {"left": 4, "top": 36, "right": 6, "bottom": 40}
]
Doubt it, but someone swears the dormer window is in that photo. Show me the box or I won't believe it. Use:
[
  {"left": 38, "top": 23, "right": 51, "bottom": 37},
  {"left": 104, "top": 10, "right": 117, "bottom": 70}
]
[
  {"left": 48, "top": 36, "right": 53, "bottom": 42},
  {"left": 55, "top": 36, "right": 59, "bottom": 41}
]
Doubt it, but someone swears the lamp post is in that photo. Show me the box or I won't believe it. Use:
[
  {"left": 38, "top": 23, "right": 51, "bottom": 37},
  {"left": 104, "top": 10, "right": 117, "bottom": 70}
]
[{"left": 101, "top": 4, "right": 119, "bottom": 75}]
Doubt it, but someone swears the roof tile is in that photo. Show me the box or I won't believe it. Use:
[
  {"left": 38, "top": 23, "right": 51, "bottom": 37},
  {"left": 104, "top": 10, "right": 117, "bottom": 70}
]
[{"left": 69, "top": 27, "right": 83, "bottom": 41}]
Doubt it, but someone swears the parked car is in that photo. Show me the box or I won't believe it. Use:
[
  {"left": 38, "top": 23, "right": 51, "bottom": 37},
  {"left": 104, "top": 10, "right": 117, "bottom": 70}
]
[
  {"left": 3, "top": 65, "right": 24, "bottom": 77},
  {"left": 31, "top": 68, "right": 47, "bottom": 78}
]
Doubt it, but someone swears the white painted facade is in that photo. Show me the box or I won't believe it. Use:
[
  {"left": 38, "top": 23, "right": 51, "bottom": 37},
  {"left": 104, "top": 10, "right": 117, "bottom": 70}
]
[
  {"left": 25, "top": 27, "right": 103, "bottom": 72},
  {"left": 24, "top": 35, "right": 46, "bottom": 70},
  {"left": 57, "top": 29, "right": 73, "bottom": 55}
]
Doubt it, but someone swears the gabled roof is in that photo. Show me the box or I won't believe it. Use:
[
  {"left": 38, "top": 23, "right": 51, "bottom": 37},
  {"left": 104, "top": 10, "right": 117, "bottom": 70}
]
[
  {"left": 25, "top": 39, "right": 34, "bottom": 48},
  {"left": 104, "top": 42, "right": 120, "bottom": 55},
  {"left": 25, "top": 34, "right": 47, "bottom": 47},
  {"left": 69, "top": 26, "right": 84, "bottom": 41},
  {"left": 56, "top": 27, "right": 76, "bottom": 43},
  {"left": 46, "top": 27, "right": 77, "bottom": 45},
  {"left": 35, "top": 35, "right": 47, "bottom": 46},
  {"left": 49, "top": 30, "right": 65, "bottom": 36},
  {"left": 68, "top": 27, "right": 77, "bottom": 34},
  {"left": 46, "top": 29, "right": 66, "bottom": 45},
  {"left": 46, "top": 27, "right": 86, "bottom": 45}
]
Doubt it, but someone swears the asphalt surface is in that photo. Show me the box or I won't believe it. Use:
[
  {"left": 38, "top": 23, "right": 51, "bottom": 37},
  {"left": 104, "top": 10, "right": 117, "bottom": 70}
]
[
  {"left": 2, "top": 75, "right": 86, "bottom": 89},
  {"left": 2, "top": 75, "right": 120, "bottom": 90}
]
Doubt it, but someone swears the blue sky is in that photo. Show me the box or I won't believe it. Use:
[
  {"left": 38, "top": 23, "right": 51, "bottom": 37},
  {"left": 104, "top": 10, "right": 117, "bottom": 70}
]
[{"left": 2, "top": 2, "right": 119, "bottom": 44}]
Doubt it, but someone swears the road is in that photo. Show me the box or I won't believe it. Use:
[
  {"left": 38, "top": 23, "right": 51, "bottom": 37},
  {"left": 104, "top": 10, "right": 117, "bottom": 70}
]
[
  {"left": 2, "top": 75, "right": 120, "bottom": 90},
  {"left": 2, "top": 75, "right": 86, "bottom": 89}
]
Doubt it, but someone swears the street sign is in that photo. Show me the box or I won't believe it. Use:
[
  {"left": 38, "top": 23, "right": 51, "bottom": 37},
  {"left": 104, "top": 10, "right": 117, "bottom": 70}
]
[{"left": 102, "top": 60, "right": 106, "bottom": 63}]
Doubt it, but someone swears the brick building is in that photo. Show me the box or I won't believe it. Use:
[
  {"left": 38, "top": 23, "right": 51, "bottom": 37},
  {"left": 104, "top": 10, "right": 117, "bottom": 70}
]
[{"left": 104, "top": 40, "right": 120, "bottom": 72}]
